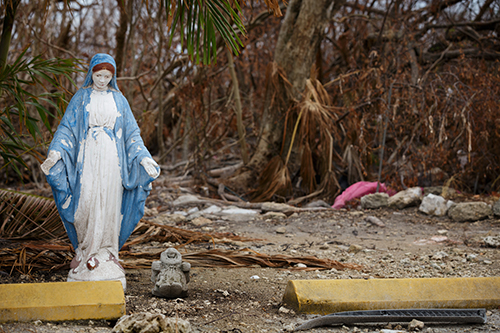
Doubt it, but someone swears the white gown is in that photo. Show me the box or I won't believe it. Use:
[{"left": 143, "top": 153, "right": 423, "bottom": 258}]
[{"left": 68, "top": 89, "right": 126, "bottom": 288}]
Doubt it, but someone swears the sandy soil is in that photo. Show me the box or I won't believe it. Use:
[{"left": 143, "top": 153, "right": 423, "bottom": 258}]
[{"left": 1, "top": 201, "right": 500, "bottom": 333}]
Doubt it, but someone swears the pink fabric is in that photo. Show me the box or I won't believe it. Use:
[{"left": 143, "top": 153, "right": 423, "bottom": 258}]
[{"left": 332, "top": 181, "right": 388, "bottom": 209}]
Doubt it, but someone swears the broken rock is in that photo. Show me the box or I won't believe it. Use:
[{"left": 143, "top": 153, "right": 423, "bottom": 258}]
[
  {"left": 493, "top": 199, "right": 500, "bottom": 217},
  {"left": 419, "top": 193, "right": 449, "bottom": 216},
  {"left": 447, "top": 202, "right": 492, "bottom": 222},
  {"left": 388, "top": 187, "right": 422, "bottom": 209},
  {"left": 112, "top": 312, "right": 192, "bottom": 333},
  {"left": 361, "top": 193, "right": 389, "bottom": 210}
]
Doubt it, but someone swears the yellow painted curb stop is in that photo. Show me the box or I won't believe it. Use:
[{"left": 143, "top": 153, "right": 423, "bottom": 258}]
[
  {"left": 0, "top": 280, "right": 125, "bottom": 323},
  {"left": 283, "top": 277, "right": 500, "bottom": 314}
]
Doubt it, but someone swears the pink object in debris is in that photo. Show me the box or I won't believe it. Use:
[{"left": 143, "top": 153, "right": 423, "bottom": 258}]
[{"left": 332, "top": 181, "right": 389, "bottom": 209}]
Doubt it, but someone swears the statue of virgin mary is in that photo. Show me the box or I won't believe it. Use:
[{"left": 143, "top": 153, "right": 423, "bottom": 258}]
[{"left": 41, "top": 53, "right": 159, "bottom": 290}]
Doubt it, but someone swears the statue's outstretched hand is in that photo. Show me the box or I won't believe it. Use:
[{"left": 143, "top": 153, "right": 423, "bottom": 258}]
[
  {"left": 140, "top": 157, "right": 160, "bottom": 179},
  {"left": 41, "top": 150, "right": 62, "bottom": 175}
]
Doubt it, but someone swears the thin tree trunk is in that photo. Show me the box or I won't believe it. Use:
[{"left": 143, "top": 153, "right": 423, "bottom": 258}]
[
  {"left": 228, "top": 0, "right": 344, "bottom": 192},
  {"left": 226, "top": 48, "right": 249, "bottom": 165},
  {"left": 0, "top": 0, "right": 20, "bottom": 73},
  {"left": 115, "top": 0, "right": 130, "bottom": 77}
]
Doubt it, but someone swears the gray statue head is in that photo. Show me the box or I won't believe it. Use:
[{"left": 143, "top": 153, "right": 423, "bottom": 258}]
[{"left": 160, "top": 247, "right": 182, "bottom": 265}]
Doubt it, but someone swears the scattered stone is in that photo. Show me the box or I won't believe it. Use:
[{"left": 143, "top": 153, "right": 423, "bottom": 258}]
[
  {"left": 220, "top": 206, "right": 260, "bottom": 216},
  {"left": 408, "top": 318, "right": 425, "bottom": 331},
  {"left": 360, "top": 193, "right": 389, "bottom": 209},
  {"left": 144, "top": 206, "right": 158, "bottom": 217},
  {"left": 348, "top": 244, "right": 363, "bottom": 253},
  {"left": 447, "top": 202, "right": 492, "bottom": 222},
  {"left": 112, "top": 313, "right": 192, "bottom": 333},
  {"left": 437, "top": 229, "right": 448, "bottom": 235},
  {"left": 191, "top": 217, "right": 212, "bottom": 226},
  {"left": 279, "top": 306, "right": 292, "bottom": 314},
  {"left": 261, "top": 202, "right": 297, "bottom": 213},
  {"left": 304, "top": 200, "right": 331, "bottom": 208},
  {"left": 419, "top": 194, "right": 449, "bottom": 216},
  {"left": 263, "top": 211, "right": 287, "bottom": 220},
  {"left": 493, "top": 199, "right": 500, "bottom": 217},
  {"left": 151, "top": 248, "right": 190, "bottom": 298},
  {"left": 276, "top": 227, "right": 287, "bottom": 234},
  {"left": 250, "top": 275, "right": 260, "bottom": 280},
  {"left": 432, "top": 251, "right": 449, "bottom": 260},
  {"left": 295, "top": 263, "right": 307, "bottom": 268},
  {"left": 173, "top": 194, "right": 202, "bottom": 206},
  {"left": 200, "top": 205, "right": 222, "bottom": 214},
  {"left": 388, "top": 187, "right": 422, "bottom": 209},
  {"left": 364, "top": 215, "right": 385, "bottom": 227},
  {"left": 483, "top": 236, "right": 500, "bottom": 248},
  {"left": 153, "top": 213, "right": 186, "bottom": 225}
]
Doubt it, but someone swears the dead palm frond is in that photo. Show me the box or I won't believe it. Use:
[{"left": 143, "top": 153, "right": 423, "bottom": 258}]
[
  {"left": 120, "top": 248, "right": 363, "bottom": 272},
  {"left": 295, "top": 79, "right": 343, "bottom": 202},
  {"left": 0, "top": 189, "right": 67, "bottom": 241},
  {"left": 252, "top": 155, "right": 292, "bottom": 202},
  {"left": 342, "top": 144, "right": 365, "bottom": 184}
]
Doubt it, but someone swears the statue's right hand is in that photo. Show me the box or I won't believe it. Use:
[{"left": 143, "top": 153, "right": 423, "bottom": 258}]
[{"left": 40, "top": 150, "right": 61, "bottom": 175}]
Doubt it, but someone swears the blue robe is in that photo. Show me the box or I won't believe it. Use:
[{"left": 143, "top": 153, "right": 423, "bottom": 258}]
[{"left": 45, "top": 54, "right": 157, "bottom": 250}]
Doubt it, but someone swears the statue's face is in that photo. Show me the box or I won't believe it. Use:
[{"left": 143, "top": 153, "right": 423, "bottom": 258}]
[{"left": 92, "top": 69, "right": 113, "bottom": 91}]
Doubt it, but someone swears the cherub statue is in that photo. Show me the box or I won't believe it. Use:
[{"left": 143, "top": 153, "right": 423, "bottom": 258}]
[
  {"left": 151, "top": 248, "right": 191, "bottom": 298},
  {"left": 41, "top": 54, "right": 160, "bottom": 291}
]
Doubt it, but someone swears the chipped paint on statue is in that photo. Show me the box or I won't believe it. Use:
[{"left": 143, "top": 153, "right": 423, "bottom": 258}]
[
  {"left": 41, "top": 53, "right": 160, "bottom": 291},
  {"left": 151, "top": 248, "right": 191, "bottom": 298}
]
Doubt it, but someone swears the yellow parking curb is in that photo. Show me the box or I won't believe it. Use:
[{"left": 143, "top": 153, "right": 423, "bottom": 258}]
[
  {"left": 0, "top": 280, "right": 125, "bottom": 322},
  {"left": 283, "top": 277, "right": 500, "bottom": 314}
]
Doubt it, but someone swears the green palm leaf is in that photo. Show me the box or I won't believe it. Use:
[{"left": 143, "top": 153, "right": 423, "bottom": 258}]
[{"left": 164, "top": 0, "right": 246, "bottom": 64}]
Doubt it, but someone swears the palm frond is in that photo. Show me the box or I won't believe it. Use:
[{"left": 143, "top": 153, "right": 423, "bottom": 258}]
[
  {"left": 0, "top": 189, "right": 67, "bottom": 241},
  {"left": 164, "top": 0, "right": 246, "bottom": 64},
  {"left": 0, "top": 52, "right": 82, "bottom": 176},
  {"left": 252, "top": 155, "right": 292, "bottom": 202}
]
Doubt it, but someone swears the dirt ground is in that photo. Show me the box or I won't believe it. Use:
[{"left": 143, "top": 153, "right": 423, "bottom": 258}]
[{"left": 1, "top": 193, "right": 500, "bottom": 333}]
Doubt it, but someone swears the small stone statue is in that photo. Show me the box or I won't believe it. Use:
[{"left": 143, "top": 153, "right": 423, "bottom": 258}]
[{"left": 151, "top": 248, "right": 191, "bottom": 298}]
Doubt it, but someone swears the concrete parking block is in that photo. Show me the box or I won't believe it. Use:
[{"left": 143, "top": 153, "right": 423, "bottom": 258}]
[
  {"left": 0, "top": 280, "right": 125, "bottom": 322},
  {"left": 283, "top": 277, "right": 500, "bottom": 314}
]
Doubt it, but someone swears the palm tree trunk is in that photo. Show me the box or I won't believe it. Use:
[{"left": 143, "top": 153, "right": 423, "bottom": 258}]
[
  {"left": 228, "top": 0, "right": 344, "bottom": 192},
  {"left": 0, "top": 0, "right": 20, "bottom": 73}
]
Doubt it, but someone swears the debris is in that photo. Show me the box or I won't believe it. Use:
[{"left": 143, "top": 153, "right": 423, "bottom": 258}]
[
  {"left": 364, "top": 216, "right": 385, "bottom": 227},
  {"left": 173, "top": 194, "right": 202, "bottom": 206},
  {"left": 483, "top": 236, "right": 500, "bottom": 248},
  {"left": 493, "top": 199, "right": 500, "bottom": 217},
  {"left": 361, "top": 193, "right": 389, "bottom": 210},
  {"left": 332, "top": 182, "right": 390, "bottom": 210},
  {"left": 388, "top": 187, "right": 423, "bottom": 209},
  {"left": 191, "top": 217, "right": 212, "bottom": 226},
  {"left": 447, "top": 202, "right": 492, "bottom": 222},
  {"left": 279, "top": 306, "right": 292, "bottom": 314},
  {"left": 263, "top": 211, "right": 287, "bottom": 220},
  {"left": 408, "top": 318, "right": 424, "bottom": 331},
  {"left": 293, "top": 308, "right": 486, "bottom": 331},
  {"left": 112, "top": 312, "right": 192, "bottom": 333},
  {"left": 276, "top": 227, "right": 287, "bottom": 234},
  {"left": 348, "top": 244, "right": 363, "bottom": 253},
  {"left": 419, "top": 194, "right": 450, "bottom": 216},
  {"left": 261, "top": 202, "right": 298, "bottom": 213}
]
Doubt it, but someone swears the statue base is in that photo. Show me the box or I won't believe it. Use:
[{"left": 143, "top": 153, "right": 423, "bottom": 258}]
[{"left": 68, "top": 250, "right": 126, "bottom": 291}]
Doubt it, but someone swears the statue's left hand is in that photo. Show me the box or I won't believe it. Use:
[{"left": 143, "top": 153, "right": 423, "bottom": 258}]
[{"left": 140, "top": 157, "right": 160, "bottom": 179}]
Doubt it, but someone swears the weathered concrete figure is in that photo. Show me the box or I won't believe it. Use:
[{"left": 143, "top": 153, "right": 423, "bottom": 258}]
[
  {"left": 41, "top": 53, "right": 160, "bottom": 290},
  {"left": 151, "top": 248, "right": 191, "bottom": 298}
]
